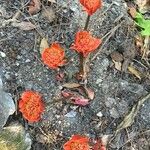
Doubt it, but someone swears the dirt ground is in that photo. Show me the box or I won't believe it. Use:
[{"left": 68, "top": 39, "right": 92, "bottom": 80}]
[{"left": 0, "top": 0, "right": 150, "bottom": 150}]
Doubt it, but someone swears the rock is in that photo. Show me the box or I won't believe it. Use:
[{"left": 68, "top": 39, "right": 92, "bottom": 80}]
[
  {"left": 0, "top": 51, "right": 6, "bottom": 57},
  {"left": 120, "top": 80, "right": 144, "bottom": 94},
  {"left": 109, "top": 107, "right": 120, "bottom": 118},
  {"left": 0, "top": 77, "right": 15, "bottom": 129},
  {"left": 0, "top": 123, "right": 32, "bottom": 150},
  {"left": 96, "top": 111, "right": 103, "bottom": 117},
  {"left": 65, "top": 110, "right": 77, "bottom": 118}
]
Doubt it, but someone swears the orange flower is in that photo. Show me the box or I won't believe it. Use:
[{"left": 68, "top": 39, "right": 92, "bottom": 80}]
[
  {"left": 41, "top": 43, "right": 66, "bottom": 69},
  {"left": 71, "top": 31, "right": 101, "bottom": 57},
  {"left": 19, "top": 91, "right": 44, "bottom": 123},
  {"left": 63, "top": 135, "right": 90, "bottom": 150},
  {"left": 79, "top": 0, "right": 102, "bottom": 15}
]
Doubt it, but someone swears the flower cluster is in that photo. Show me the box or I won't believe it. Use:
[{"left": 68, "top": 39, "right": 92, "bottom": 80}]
[
  {"left": 63, "top": 135, "right": 106, "bottom": 150},
  {"left": 79, "top": 0, "right": 102, "bottom": 15},
  {"left": 19, "top": 91, "right": 44, "bottom": 122},
  {"left": 71, "top": 31, "right": 101, "bottom": 57},
  {"left": 41, "top": 43, "right": 66, "bottom": 69},
  {"left": 63, "top": 135, "right": 90, "bottom": 150}
]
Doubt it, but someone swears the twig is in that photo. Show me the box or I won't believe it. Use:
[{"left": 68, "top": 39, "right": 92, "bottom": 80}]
[{"left": 92, "top": 21, "right": 124, "bottom": 61}]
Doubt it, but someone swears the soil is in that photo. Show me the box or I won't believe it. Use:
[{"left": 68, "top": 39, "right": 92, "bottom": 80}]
[{"left": 0, "top": 0, "right": 150, "bottom": 150}]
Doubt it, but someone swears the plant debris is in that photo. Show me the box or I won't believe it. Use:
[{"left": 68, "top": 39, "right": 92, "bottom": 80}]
[
  {"left": 28, "top": 0, "right": 41, "bottom": 15},
  {"left": 116, "top": 93, "right": 150, "bottom": 134}
]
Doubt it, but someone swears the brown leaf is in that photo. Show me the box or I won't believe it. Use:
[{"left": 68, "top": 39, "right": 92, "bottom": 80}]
[
  {"left": 56, "top": 72, "right": 65, "bottom": 81},
  {"left": 71, "top": 97, "right": 89, "bottom": 106},
  {"left": 135, "top": 35, "right": 143, "bottom": 48},
  {"left": 48, "top": 0, "right": 56, "bottom": 3},
  {"left": 40, "top": 38, "right": 49, "bottom": 54},
  {"left": 128, "top": 65, "right": 142, "bottom": 79},
  {"left": 42, "top": 7, "right": 55, "bottom": 23},
  {"left": 135, "top": 0, "right": 150, "bottom": 13},
  {"left": 116, "top": 93, "right": 150, "bottom": 133},
  {"left": 84, "top": 87, "right": 95, "bottom": 100},
  {"left": 28, "top": 0, "right": 41, "bottom": 15},
  {"left": 110, "top": 51, "right": 124, "bottom": 62},
  {"left": 62, "top": 83, "right": 81, "bottom": 89},
  {"left": 61, "top": 90, "right": 73, "bottom": 98},
  {"left": 112, "top": 60, "right": 122, "bottom": 71},
  {"left": 12, "top": 21, "right": 36, "bottom": 30},
  {"left": 128, "top": 7, "right": 137, "bottom": 18}
]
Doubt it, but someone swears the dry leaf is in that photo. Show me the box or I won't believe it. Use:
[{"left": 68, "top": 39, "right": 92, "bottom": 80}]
[
  {"left": 56, "top": 72, "right": 65, "bottom": 81},
  {"left": 135, "top": 35, "right": 143, "bottom": 48},
  {"left": 128, "top": 65, "right": 142, "bottom": 79},
  {"left": 135, "top": 0, "right": 150, "bottom": 13},
  {"left": 141, "top": 36, "right": 150, "bottom": 59},
  {"left": 48, "top": 0, "right": 56, "bottom": 3},
  {"left": 40, "top": 38, "right": 49, "bottom": 54},
  {"left": 110, "top": 51, "right": 124, "bottom": 62},
  {"left": 84, "top": 87, "right": 95, "bottom": 100},
  {"left": 116, "top": 93, "right": 150, "bottom": 133},
  {"left": 28, "top": 0, "right": 41, "bottom": 15},
  {"left": 62, "top": 83, "right": 81, "bottom": 89},
  {"left": 71, "top": 97, "right": 89, "bottom": 106},
  {"left": 61, "top": 90, "right": 73, "bottom": 98},
  {"left": 12, "top": 21, "right": 36, "bottom": 30},
  {"left": 112, "top": 60, "right": 122, "bottom": 71},
  {"left": 42, "top": 7, "right": 55, "bottom": 23},
  {"left": 128, "top": 7, "right": 137, "bottom": 18}
]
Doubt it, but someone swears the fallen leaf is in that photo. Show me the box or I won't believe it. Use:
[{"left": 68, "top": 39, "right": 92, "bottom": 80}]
[
  {"left": 42, "top": 7, "right": 55, "bottom": 23},
  {"left": 84, "top": 87, "right": 95, "bottom": 100},
  {"left": 141, "top": 35, "right": 150, "bottom": 59},
  {"left": 116, "top": 93, "right": 150, "bottom": 134},
  {"left": 128, "top": 7, "right": 137, "bottom": 18},
  {"left": 135, "top": 35, "right": 143, "bottom": 48},
  {"left": 28, "top": 0, "right": 41, "bottom": 15},
  {"left": 61, "top": 90, "right": 73, "bottom": 98},
  {"left": 112, "top": 60, "right": 122, "bottom": 71},
  {"left": 62, "top": 83, "right": 81, "bottom": 89},
  {"left": 110, "top": 51, "right": 124, "bottom": 62},
  {"left": 56, "top": 72, "right": 65, "bottom": 81},
  {"left": 128, "top": 65, "right": 142, "bottom": 79},
  {"left": 12, "top": 21, "right": 36, "bottom": 30},
  {"left": 48, "top": 0, "right": 56, "bottom": 3},
  {"left": 71, "top": 97, "right": 89, "bottom": 106},
  {"left": 40, "top": 38, "right": 49, "bottom": 54},
  {"left": 135, "top": 0, "right": 150, "bottom": 13}
]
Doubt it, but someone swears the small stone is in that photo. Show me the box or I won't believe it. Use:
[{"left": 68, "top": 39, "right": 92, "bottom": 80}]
[
  {"left": 96, "top": 79, "right": 103, "bottom": 84},
  {"left": 96, "top": 111, "right": 103, "bottom": 117},
  {"left": 25, "top": 59, "right": 31, "bottom": 63},
  {"left": 65, "top": 110, "right": 77, "bottom": 118},
  {"left": 109, "top": 107, "right": 120, "bottom": 118},
  {"left": 0, "top": 51, "right": 6, "bottom": 57}
]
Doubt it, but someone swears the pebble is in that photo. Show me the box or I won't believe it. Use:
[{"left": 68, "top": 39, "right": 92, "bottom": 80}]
[
  {"left": 0, "top": 51, "right": 6, "bottom": 57},
  {"left": 96, "top": 78, "right": 103, "bottom": 84},
  {"left": 25, "top": 59, "right": 31, "bottom": 63},
  {"left": 65, "top": 110, "right": 77, "bottom": 118},
  {"left": 96, "top": 111, "right": 103, "bottom": 117}
]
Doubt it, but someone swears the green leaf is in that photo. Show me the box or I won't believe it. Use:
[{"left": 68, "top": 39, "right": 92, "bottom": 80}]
[{"left": 135, "top": 12, "right": 150, "bottom": 36}]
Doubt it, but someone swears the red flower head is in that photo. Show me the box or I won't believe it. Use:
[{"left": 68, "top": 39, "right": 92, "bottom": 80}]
[
  {"left": 19, "top": 91, "right": 44, "bottom": 123},
  {"left": 71, "top": 31, "right": 101, "bottom": 57},
  {"left": 41, "top": 43, "right": 66, "bottom": 69},
  {"left": 63, "top": 135, "right": 90, "bottom": 150},
  {"left": 79, "top": 0, "right": 102, "bottom": 15}
]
